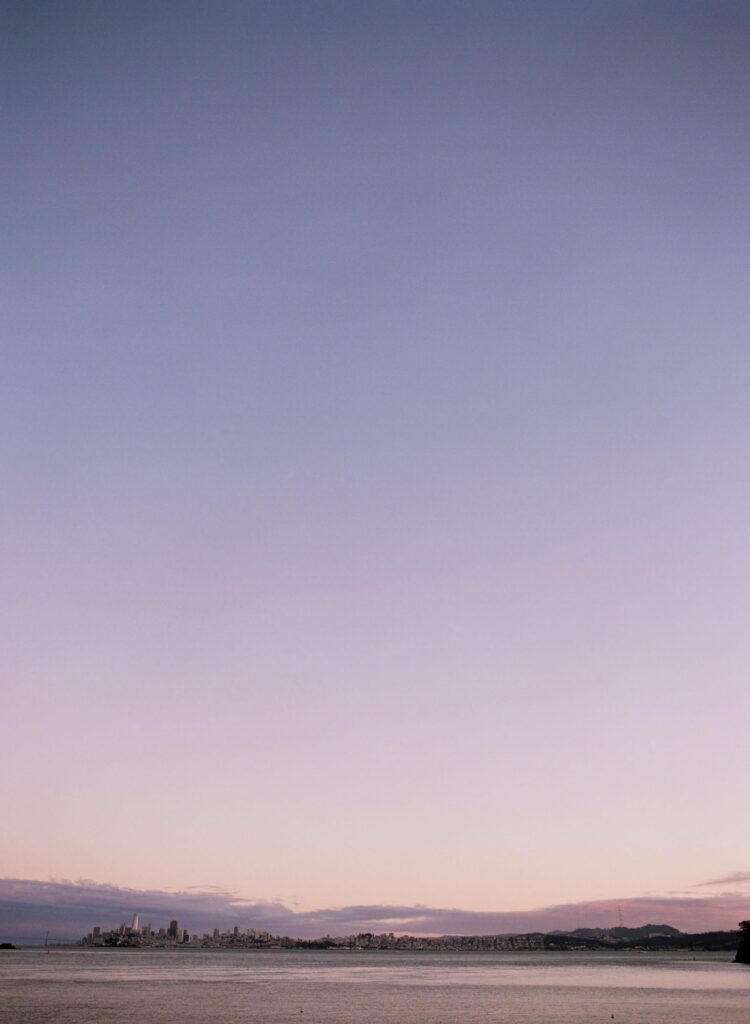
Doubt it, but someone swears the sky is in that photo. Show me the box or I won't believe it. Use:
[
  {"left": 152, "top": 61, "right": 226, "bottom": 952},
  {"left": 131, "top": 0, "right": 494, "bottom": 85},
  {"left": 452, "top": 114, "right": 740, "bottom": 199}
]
[
  {"left": 2, "top": 876, "right": 750, "bottom": 941},
  {"left": 2, "top": 0, "right": 750, "bottom": 938}
]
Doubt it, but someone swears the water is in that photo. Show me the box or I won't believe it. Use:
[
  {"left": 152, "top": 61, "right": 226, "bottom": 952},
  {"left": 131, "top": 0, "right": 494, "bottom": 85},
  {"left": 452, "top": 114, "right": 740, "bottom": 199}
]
[{"left": 1, "top": 948, "right": 748, "bottom": 1023}]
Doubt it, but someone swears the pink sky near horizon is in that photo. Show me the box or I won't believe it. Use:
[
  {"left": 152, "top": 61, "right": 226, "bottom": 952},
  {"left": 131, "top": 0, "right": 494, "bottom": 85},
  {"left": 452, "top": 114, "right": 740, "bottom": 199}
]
[{"left": 2, "top": 1, "right": 749, "bottom": 918}]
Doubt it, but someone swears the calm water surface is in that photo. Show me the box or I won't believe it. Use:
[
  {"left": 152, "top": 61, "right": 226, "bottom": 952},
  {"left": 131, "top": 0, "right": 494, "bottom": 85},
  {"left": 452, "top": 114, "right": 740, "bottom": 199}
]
[{"left": 1, "top": 948, "right": 748, "bottom": 1024}]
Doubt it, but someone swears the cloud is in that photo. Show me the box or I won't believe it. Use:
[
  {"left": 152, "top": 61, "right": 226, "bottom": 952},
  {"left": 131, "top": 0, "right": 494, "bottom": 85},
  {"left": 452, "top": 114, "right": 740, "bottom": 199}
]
[
  {"left": 695, "top": 871, "right": 750, "bottom": 888},
  {"left": 1, "top": 878, "right": 748, "bottom": 941}
]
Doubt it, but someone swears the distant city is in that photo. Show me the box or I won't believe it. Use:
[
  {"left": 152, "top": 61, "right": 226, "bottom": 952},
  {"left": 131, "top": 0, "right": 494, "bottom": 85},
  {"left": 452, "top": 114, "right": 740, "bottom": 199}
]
[{"left": 80, "top": 917, "right": 742, "bottom": 953}]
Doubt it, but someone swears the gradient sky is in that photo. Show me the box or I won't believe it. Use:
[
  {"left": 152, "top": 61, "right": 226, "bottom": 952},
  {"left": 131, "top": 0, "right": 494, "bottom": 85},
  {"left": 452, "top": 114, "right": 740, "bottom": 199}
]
[{"left": 2, "top": 0, "right": 750, "bottom": 931}]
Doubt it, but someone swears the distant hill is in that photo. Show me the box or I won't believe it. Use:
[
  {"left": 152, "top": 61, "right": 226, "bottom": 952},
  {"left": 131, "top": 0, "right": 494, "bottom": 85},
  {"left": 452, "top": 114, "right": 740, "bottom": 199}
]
[
  {"left": 563, "top": 924, "right": 681, "bottom": 940},
  {"left": 542, "top": 927, "right": 738, "bottom": 953}
]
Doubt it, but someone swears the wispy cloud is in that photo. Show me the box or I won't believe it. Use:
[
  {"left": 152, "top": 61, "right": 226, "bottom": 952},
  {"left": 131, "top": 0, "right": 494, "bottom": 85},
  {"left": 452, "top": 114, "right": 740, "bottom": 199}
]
[
  {"left": 1, "top": 879, "right": 748, "bottom": 940},
  {"left": 695, "top": 871, "right": 750, "bottom": 889}
]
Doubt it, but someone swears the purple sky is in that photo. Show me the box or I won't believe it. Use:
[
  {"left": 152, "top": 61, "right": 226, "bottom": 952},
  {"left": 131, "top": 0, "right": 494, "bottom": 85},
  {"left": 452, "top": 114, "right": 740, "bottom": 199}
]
[{"left": 2, "top": 1, "right": 749, "bottom": 934}]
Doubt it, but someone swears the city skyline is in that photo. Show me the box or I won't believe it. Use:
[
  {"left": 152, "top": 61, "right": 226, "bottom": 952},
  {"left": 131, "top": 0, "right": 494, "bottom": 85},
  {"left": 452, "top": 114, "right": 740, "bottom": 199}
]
[
  {"left": 76, "top": 914, "right": 739, "bottom": 951},
  {"left": 3, "top": 1, "right": 750, "bottom": 931}
]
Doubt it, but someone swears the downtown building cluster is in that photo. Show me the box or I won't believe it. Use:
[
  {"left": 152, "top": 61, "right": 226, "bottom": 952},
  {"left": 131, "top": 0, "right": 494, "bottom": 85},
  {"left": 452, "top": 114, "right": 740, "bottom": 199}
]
[{"left": 82, "top": 914, "right": 282, "bottom": 948}]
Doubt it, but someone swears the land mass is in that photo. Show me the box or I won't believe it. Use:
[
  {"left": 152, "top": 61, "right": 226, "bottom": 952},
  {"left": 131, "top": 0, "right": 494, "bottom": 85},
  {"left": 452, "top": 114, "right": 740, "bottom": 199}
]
[{"left": 80, "top": 922, "right": 741, "bottom": 953}]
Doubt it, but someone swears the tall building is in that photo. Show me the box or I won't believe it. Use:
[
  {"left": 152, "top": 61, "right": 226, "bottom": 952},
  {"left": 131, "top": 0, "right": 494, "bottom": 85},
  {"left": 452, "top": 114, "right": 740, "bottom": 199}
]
[
  {"left": 169, "top": 920, "right": 180, "bottom": 940},
  {"left": 131, "top": 913, "right": 140, "bottom": 934}
]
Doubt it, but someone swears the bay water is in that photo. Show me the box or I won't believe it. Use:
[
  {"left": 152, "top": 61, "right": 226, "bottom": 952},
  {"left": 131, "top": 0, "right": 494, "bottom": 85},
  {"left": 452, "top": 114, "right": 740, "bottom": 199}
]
[{"left": 1, "top": 948, "right": 748, "bottom": 1023}]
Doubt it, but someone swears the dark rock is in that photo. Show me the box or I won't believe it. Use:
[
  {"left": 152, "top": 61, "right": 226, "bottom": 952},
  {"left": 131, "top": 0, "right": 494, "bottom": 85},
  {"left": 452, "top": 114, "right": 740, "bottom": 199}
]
[
  {"left": 734, "top": 921, "right": 750, "bottom": 964},
  {"left": 734, "top": 943, "right": 750, "bottom": 963}
]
